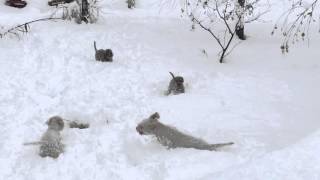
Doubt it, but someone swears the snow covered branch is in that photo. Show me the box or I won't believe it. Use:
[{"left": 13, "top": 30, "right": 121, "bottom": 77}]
[
  {"left": 272, "top": 0, "right": 319, "bottom": 53},
  {"left": 183, "top": 0, "right": 265, "bottom": 63},
  {"left": 0, "top": 17, "right": 61, "bottom": 39}
]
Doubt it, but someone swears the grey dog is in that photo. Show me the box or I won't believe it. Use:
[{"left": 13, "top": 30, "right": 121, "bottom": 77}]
[
  {"left": 24, "top": 116, "right": 65, "bottom": 158},
  {"left": 136, "top": 112, "right": 234, "bottom": 151},
  {"left": 39, "top": 116, "right": 65, "bottom": 158}
]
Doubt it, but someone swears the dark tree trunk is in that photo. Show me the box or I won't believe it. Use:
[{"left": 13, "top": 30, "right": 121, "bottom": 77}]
[
  {"left": 127, "top": 0, "right": 135, "bottom": 9},
  {"left": 219, "top": 50, "right": 226, "bottom": 63},
  {"left": 81, "top": 0, "right": 89, "bottom": 23},
  {"left": 236, "top": 0, "right": 246, "bottom": 40},
  {"left": 236, "top": 26, "right": 245, "bottom": 40}
]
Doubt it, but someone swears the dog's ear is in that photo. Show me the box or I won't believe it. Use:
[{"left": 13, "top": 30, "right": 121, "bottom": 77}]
[
  {"left": 45, "top": 118, "right": 52, "bottom": 125},
  {"left": 150, "top": 112, "right": 160, "bottom": 120}
]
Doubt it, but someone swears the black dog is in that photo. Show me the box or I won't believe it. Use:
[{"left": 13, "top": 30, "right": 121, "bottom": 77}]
[
  {"left": 94, "top": 41, "right": 113, "bottom": 62},
  {"left": 166, "top": 72, "right": 185, "bottom": 95}
]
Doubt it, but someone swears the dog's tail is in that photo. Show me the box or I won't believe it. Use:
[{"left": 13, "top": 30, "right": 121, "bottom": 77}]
[
  {"left": 63, "top": 118, "right": 90, "bottom": 129},
  {"left": 94, "top": 41, "right": 97, "bottom": 52},
  {"left": 209, "top": 142, "right": 234, "bottom": 151},
  {"left": 169, "top": 72, "right": 175, "bottom": 79},
  {"left": 23, "top": 141, "right": 45, "bottom": 146}
]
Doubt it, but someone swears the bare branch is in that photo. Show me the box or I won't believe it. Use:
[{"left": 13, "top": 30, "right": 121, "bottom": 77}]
[
  {"left": 191, "top": 15, "right": 224, "bottom": 49},
  {"left": 273, "top": 0, "right": 319, "bottom": 52},
  {"left": 183, "top": 0, "right": 266, "bottom": 63}
]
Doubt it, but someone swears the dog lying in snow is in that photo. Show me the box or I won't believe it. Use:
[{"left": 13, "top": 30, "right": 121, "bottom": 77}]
[{"left": 136, "top": 112, "right": 234, "bottom": 151}]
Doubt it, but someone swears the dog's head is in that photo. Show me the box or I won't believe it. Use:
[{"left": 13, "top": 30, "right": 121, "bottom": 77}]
[
  {"left": 104, "top": 49, "right": 113, "bottom": 61},
  {"left": 46, "top": 116, "right": 64, "bottom": 131},
  {"left": 174, "top": 76, "right": 184, "bottom": 85},
  {"left": 136, "top": 112, "right": 160, "bottom": 135}
]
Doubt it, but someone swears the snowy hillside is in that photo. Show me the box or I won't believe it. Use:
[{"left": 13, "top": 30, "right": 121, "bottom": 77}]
[{"left": 0, "top": 0, "right": 319, "bottom": 179}]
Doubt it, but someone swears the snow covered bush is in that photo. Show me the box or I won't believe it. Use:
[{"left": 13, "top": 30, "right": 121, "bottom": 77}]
[
  {"left": 52, "top": 0, "right": 99, "bottom": 24},
  {"left": 182, "top": 0, "right": 269, "bottom": 63}
]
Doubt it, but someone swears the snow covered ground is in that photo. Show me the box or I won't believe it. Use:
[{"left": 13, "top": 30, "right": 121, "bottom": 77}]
[{"left": 0, "top": 0, "right": 319, "bottom": 179}]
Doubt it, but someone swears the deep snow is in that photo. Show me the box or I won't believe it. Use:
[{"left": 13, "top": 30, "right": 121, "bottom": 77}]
[{"left": 0, "top": 0, "right": 320, "bottom": 179}]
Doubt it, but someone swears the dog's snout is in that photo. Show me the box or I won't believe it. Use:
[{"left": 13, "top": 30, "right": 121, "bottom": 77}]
[{"left": 136, "top": 125, "right": 144, "bottom": 135}]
